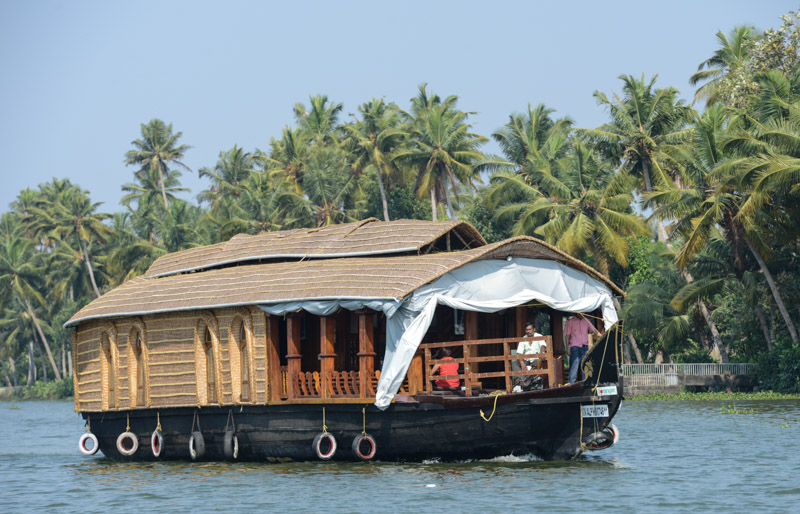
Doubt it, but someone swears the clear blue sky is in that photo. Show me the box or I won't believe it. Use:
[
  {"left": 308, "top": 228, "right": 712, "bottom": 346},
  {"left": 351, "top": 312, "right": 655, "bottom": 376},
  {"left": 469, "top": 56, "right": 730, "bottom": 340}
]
[{"left": 1, "top": 0, "right": 796, "bottom": 212}]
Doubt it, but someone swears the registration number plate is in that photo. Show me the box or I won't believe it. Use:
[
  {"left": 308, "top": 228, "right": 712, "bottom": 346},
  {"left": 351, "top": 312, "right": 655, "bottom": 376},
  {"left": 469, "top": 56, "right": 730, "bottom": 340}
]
[{"left": 581, "top": 404, "right": 610, "bottom": 418}]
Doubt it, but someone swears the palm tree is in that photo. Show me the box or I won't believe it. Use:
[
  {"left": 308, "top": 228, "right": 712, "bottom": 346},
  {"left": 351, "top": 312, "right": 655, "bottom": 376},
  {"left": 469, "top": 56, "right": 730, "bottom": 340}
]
[
  {"left": 105, "top": 212, "right": 165, "bottom": 285},
  {"left": 0, "top": 232, "right": 62, "bottom": 380},
  {"left": 155, "top": 199, "right": 204, "bottom": 253},
  {"left": 397, "top": 100, "right": 489, "bottom": 221},
  {"left": 689, "top": 25, "right": 759, "bottom": 106},
  {"left": 584, "top": 74, "right": 693, "bottom": 241},
  {"left": 658, "top": 104, "right": 799, "bottom": 343},
  {"left": 122, "top": 166, "right": 188, "bottom": 208},
  {"left": 259, "top": 126, "right": 311, "bottom": 194},
  {"left": 492, "top": 103, "right": 573, "bottom": 185},
  {"left": 293, "top": 95, "right": 344, "bottom": 146},
  {"left": 490, "top": 142, "right": 647, "bottom": 275},
  {"left": 198, "top": 146, "right": 257, "bottom": 212},
  {"left": 26, "top": 184, "right": 112, "bottom": 298},
  {"left": 302, "top": 146, "right": 362, "bottom": 226},
  {"left": 124, "top": 119, "right": 192, "bottom": 208},
  {"left": 344, "top": 99, "right": 408, "bottom": 221}
]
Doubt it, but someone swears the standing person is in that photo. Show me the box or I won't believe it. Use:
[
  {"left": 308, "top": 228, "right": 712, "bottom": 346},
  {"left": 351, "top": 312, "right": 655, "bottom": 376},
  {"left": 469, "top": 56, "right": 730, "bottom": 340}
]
[
  {"left": 565, "top": 313, "right": 602, "bottom": 384},
  {"left": 431, "top": 348, "right": 460, "bottom": 389}
]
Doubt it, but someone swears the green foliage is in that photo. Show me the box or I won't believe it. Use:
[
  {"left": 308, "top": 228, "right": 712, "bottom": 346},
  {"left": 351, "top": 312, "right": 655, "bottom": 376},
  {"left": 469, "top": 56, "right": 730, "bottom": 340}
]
[
  {"left": 459, "top": 194, "right": 511, "bottom": 243},
  {"left": 756, "top": 337, "right": 800, "bottom": 393},
  {"left": 628, "top": 390, "right": 800, "bottom": 401},
  {"left": 720, "top": 404, "right": 757, "bottom": 414},
  {"left": 361, "top": 170, "right": 431, "bottom": 221},
  {"left": 6, "top": 378, "right": 74, "bottom": 401}
]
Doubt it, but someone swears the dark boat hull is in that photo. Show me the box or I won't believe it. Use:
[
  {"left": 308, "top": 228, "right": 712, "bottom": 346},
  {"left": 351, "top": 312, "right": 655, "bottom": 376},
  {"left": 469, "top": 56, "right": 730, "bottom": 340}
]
[{"left": 82, "top": 328, "right": 624, "bottom": 462}]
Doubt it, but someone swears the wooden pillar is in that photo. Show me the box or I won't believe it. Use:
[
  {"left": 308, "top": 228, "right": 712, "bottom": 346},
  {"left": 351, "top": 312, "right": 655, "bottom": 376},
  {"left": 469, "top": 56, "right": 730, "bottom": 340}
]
[
  {"left": 357, "top": 311, "right": 376, "bottom": 399},
  {"left": 408, "top": 350, "right": 423, "bottom": 394},
  {"left": 465, "top": 311, "right": 478, "bottom": 395},
  {"left": 550, "top": 310, "right": 565, "bottom": 386},
  {"left": 286, "top": 314, "right": 302, "bottom": 400},
  {"left": 319, "top": 316, "right": 336, "bottom": 399},
  {"left": 266, "top": 315, "right": 282, "bottom": 402},
  {"left": 515, "top": 306, "right": 527, "bottom": 337}
]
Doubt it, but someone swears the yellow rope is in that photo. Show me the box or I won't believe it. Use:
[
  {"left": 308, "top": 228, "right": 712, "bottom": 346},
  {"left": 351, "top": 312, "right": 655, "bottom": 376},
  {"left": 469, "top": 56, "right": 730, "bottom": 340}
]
[
  {"left": 480, "top": 391, "right": 506, "bottom": 422},
  {"left": 126, "top": 413, "right": 130, "bottom": 432},
  {"left": 86, "top": 416, "right": 91, "bottom": 433},
  {"left": 361, "top": 407, "right": 366, "bottom": 435},
  {"left": 155, "top": 411, "right": 162, "bottom": 432},
  {"left": 322, "top": 407, "right": 328, "bottom": 434}
]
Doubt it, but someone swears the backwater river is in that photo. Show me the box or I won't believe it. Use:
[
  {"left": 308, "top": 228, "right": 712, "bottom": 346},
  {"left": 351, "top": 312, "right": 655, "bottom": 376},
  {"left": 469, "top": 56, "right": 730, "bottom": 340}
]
[{"left": 0, "top": 399, "right": 799, "bottom": 513}]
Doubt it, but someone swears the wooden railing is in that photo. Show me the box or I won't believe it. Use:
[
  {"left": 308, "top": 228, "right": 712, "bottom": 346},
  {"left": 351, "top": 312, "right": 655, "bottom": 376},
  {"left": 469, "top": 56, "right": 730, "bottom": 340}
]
[
  {"left": 622, "top": 363, "right": 756, "bottom": 376},
  {"left": 288, "top": 369, "right": 408, "bottom": 399},
  {"left": 421, "top": 336, "right": 557, "bottom": 396}
]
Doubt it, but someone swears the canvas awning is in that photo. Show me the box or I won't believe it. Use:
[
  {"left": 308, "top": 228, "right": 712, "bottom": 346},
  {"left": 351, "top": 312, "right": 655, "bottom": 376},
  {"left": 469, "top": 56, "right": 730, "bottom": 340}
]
[{"left": 259, "top": 256, "right": 618, "bottom": 409}]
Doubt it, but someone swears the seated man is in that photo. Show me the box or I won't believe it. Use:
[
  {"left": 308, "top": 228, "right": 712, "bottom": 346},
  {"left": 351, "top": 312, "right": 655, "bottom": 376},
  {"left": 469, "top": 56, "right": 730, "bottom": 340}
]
[
  {"left": 512, "top": 322, "right": 546, "bottom": 391},
  {"left": 431, "top": 348, "right": 460, "bottom": 390}
]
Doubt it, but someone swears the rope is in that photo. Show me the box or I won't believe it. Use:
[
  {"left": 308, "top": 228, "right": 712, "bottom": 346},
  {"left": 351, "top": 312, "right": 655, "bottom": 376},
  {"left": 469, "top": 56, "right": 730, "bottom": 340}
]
[
  {"left": 361, "top": 407, "right": 366, "bottom": 435},
  {"left": 322, "top": 407, "right": 328, "bottom": 434},
  {"left": 86, "top": 416, "right": 91, "bottom": 433},
  {"left": 480, "top": 391, "right": 506, "bottom": 422},
  {"left": 126, "top": 413, "right": 130, "bottom": 432},
  {"left": 155, "top": 411, "right": 162, "bottom": 432},
  {"left": 225, "top": 409, "right": 235, "bottom": 433}
]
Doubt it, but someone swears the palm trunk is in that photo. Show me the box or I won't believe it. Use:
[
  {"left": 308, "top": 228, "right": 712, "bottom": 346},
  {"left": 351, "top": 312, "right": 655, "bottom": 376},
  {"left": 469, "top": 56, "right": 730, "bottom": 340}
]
[
  {"left": 375, "top": 163, "right": 390, "bottom": 221},
  {"left": 81, "top": 239, "right": 102, "bottom": 298},
  {"left": 158, "top": 165, "right": 169, "bottom": 209},
  {"left": 61, "top": 347, "right": 66, "bottom": 378},
  {"left": 697, "top": 299, "right": 728, "bottom": 362},
  {"left": 24, "top": 298, "right": 63, "bottom": 381},
  {"left": 430, "top": 188, "right": 437, "bottom": 222},
  {"left": 3, "top": 361, "right": 11, "bottom": 388},
  {"left": 67, "top": 347, "right": 73, "bottom": 378},
  {"left": 8, "top": 357, "right": 18, "bottom": 387},
  {"left": 444, "top": 187, "right": 456, "bottom": 220},
  {"left": 682, "top": 272, "right": 727, "bottom": 362},
  {"left": 39, "top": 335, "right": 49, "bottom": 383},
  {"left": 742, "top": 233, "right": 798, "bottom": 343},
  {"left": 754, "top": 303, "right": 772, "bottom": 351},
  {"left": 641, "top": 159, "right": 669, "bottom": 242},
  {"left": 27, "top": 341, "right": 35, "bottom": 385},
  {"left": 613, "top": 297, "right": 644, "bottom": 363}
]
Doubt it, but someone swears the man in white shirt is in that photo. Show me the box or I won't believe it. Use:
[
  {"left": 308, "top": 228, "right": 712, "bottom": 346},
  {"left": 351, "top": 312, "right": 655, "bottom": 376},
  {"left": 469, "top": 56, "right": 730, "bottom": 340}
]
[{"left": 512, "top": 322, "right": 546, "bottom": 391}]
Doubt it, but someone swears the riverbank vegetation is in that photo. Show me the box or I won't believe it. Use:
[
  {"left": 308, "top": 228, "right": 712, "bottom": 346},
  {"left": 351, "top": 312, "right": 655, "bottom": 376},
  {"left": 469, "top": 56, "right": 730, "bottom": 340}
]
[
  {"left": 1, "top": 12, "right": 799, "bottom": 393},
  {"left": 629, "top": 391, "right": 800, "bottom": 401}
]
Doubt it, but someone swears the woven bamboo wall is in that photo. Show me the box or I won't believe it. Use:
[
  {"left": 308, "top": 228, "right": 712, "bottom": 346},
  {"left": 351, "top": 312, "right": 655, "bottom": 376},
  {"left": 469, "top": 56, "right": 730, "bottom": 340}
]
[{"left": 73, "top": 307, "right": 269, "bottom": 412}]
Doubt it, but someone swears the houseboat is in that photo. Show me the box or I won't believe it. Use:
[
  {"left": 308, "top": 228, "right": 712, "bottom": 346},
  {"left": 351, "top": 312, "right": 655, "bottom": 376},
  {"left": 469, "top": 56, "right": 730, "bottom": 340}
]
[{"left": 68, "top": 218, "right": 624, "bottom": 461}]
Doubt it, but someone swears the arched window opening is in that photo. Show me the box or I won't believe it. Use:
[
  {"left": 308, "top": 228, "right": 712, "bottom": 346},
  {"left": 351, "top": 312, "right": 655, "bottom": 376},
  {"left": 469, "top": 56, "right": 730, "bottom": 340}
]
[
  {"left": 204, "top": 327, "right": 217, "bottom": 403},
  {"left": 132, "top": 331, "right": 145, "bottom": 406},
  {"left": 240, "top": 323, "right": 251, "bottom": 402},
  {"left": 101, "top": 331, "right": 117, "bottom": 409}
]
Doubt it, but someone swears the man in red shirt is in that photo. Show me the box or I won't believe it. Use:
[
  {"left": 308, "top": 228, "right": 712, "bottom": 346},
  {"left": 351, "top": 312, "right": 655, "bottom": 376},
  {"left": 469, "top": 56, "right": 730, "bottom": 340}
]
[
  {"left": 431, "top": 348, "right": 460, "bottom": 389},
  {"left": 565, "top": 313, "right": 602, "bottom": 383}
]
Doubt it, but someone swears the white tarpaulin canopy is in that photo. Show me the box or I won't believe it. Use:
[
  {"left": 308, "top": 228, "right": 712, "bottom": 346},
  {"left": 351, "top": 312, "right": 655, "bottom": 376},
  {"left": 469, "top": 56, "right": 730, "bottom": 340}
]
[{"left": 259, "top": 256, "right": 618, "bottom": 410}]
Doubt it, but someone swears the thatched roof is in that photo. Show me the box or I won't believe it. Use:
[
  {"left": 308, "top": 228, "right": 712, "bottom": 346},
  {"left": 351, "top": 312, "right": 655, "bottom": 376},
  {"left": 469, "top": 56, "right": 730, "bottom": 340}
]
[
  {"left": 66, "top": 234, "right": 622, "bottom": 327},
  {"left": 144, "top": 218, "right": 486, "bottom": 278}
]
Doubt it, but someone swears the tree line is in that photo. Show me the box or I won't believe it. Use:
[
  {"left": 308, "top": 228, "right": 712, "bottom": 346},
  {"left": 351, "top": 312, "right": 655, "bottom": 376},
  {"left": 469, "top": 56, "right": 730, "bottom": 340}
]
[{"left": 2, "top": 12, "right": 799, "bottom": 392}]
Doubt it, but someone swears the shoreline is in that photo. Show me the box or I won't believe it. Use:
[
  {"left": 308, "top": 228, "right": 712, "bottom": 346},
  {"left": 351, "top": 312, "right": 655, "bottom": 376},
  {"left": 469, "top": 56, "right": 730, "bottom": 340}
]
[{"left": 627, "top": 391, "right": 800, "bottom": 401}]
